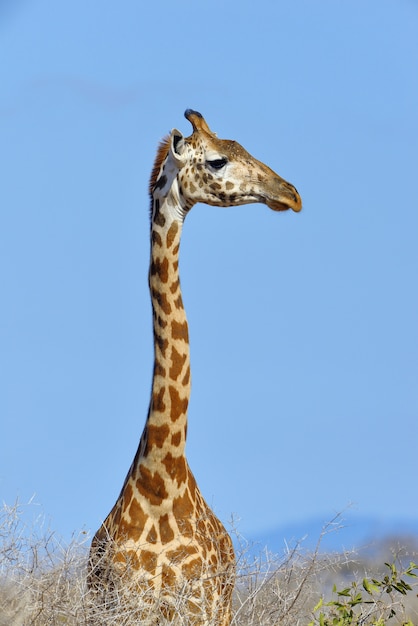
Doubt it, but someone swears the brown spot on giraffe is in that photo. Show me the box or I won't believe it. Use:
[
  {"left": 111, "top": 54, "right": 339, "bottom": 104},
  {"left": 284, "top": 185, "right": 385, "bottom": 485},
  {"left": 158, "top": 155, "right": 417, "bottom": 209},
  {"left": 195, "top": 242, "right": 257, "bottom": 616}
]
[
  {"left": 171, "top": 319, "right": 188, "bottom": 341},
  {"left": 151, "top": 256, "right": 169, "bottom": 283},
  {"left": 182, "top": 556, "right": 203, "bottom": 580},
  {"left": 114, "top": 550, "right": 127, "bottom": 564},
  {"left": 146, "top": 524, "right": 158, "bottom": 544},
  {"left": 123, "top": 482, "right": 133, "bottom": 506},
  {"left": 169, "top": 277, "right": 180, "bottom": 294},
  {"left": 168, "top": 384, "right": 188, "bottom": 421},
  {"left": 128, "top": 498, "right": 148, "bottom": 532},
  {"left": 182, "top": 365, "right": 191, "bottom": 386},
  {"left": 172, "top": 486, "right": 194, "bottom": 519},
  {"left": 152, "top": 387, "right": 166, "bottom": 413},
  {"left": 152, "top": 289, "right": 172, "bottom": 315},
  {"left": 166, "top": 221, "right": 179, "bottom": 249},
  {"left": 174, "top": 294, "right": 184, "bottom": 310},
  {"left": 152, "top": 229, "right": 163, "bottom": 247},
  {"left": 166, "top": 543, "right": 199, "bottom": 563},
  {"left": 159, "top": 513, "right": 175, "bottom": 544},
  {"left": 155, "top": 333, "right": 169, "bottom": 358},
  {"left": 146, "top": 423, "right": 170, "bottom": 449},
  {"left": 157, "top": 315, "right": 168, "bottom": 329},
  {"left": 169, "top": 345, "right": 187, "bottom": 381},
  {"left": 141, "top": 549, "right": 158, "bottom": 575},
  {"left": 162, "top": 451, "right": 188, "bottom": 485},
  {"left": 154, "top": 359, "right": 166, "bottom": 378},
  {"left": 171, "top": 431, "right": 182, "bottom": 447},
  {"left": 161, "top": 562, "right": 177, "bottom": 589},
  {"left": 119, "top": 549, "right": 140, "bottom": 570},
  {"left": 136, "top": 465, "right": 168, "bottom": 505},
  {"left": 154, "top": 202, "right": 166, "bottom": 227}
]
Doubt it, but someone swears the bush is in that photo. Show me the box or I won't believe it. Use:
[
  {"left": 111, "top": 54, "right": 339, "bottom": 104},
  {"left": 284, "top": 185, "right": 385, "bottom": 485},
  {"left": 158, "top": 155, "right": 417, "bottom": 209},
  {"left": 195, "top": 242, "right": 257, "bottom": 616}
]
[
  {"left": 308, "top": 561, "right": 418, "bottom": 626},
  {"left": 1, "top": 501, "right": 417, "bottom": 625}
]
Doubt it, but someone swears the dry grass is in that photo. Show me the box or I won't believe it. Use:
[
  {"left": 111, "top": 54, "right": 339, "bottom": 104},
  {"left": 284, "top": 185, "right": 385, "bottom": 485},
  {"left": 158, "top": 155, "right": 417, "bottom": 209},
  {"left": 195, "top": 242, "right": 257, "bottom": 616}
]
[
  {"left": 0, "top": 500, "right": 89, "bottom": 625},
  {"left": 1, "top": 501, "right": 417, "bottom": 625}
]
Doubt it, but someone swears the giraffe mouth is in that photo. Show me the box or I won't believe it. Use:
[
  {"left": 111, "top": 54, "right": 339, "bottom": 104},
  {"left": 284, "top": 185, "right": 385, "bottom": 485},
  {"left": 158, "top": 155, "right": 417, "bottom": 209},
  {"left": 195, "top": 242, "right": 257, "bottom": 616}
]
[
  {"left": 267, "top": 199, "right": 299, "bottom": 212},
  {"left": 266, "top": 191, "right": 302, "bottom": 213},
  {"left": 263, "top": 178, "right": 302, "bottom": 213}
]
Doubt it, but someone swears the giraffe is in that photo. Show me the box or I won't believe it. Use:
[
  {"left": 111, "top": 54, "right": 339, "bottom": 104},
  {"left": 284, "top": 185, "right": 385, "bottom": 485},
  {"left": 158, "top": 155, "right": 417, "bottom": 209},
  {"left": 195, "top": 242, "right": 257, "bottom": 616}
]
[{"left": 88, "top": 109, "right": 302, "bottom": 625}]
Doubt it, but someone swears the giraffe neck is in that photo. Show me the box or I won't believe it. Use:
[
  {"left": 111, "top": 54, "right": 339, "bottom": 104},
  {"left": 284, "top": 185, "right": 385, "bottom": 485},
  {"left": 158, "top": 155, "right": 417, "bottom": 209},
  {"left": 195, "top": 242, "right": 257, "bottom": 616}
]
[
  {"left": 125, "top": 186, "right": 191, "bottom": 502},
  {"left": 148, "top": 205, "right": 190, "bottom": 449}
]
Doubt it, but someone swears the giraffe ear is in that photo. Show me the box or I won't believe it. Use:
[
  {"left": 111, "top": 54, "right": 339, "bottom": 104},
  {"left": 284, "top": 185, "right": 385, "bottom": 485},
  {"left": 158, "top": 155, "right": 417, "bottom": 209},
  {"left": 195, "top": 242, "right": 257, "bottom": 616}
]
[{"left": 170, "top": 129, "right": 187, "bottom": 167}]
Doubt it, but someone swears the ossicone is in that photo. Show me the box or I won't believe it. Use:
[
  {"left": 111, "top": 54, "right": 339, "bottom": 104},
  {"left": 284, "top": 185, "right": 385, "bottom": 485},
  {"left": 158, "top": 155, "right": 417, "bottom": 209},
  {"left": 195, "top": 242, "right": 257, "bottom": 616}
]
[{"left": 184, "top": 109, "right": 213, "bottom": 135}]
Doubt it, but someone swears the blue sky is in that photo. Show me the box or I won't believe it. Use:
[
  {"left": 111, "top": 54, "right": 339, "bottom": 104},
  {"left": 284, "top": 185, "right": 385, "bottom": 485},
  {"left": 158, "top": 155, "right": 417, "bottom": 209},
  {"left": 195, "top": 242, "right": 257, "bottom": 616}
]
[{"left": 1, "top": 0, "right": 417, "bottom": 546}]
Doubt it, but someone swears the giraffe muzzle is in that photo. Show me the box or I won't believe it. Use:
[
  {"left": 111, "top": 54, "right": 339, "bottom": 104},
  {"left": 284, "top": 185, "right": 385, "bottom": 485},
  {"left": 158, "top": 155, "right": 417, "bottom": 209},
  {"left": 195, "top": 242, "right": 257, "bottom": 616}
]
[{"left": 265, "top": 180, "right": 302, "bottom": 213}]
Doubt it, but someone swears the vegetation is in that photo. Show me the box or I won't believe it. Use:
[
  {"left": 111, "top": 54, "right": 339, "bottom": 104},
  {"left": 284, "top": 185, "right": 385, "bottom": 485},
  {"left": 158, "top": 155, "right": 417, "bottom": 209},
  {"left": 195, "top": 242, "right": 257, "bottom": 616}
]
[
  {"left": 308, "top": 561, "right": 417, "bottom": 626},
  {"left": 1, "top": 501, "right": 417, "bottom": 625}
]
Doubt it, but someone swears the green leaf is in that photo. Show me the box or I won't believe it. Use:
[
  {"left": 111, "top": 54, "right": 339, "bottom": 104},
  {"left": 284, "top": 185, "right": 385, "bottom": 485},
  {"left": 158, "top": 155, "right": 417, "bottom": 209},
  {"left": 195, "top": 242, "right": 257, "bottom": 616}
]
[
  {"left": 351, "top": 592, "right": 363, "bottom": 605},
  {"left": 362, "top": 578, "right": 379, "bottom": 594},
  {"left": 400, "top": 579, "right": 412, "bottom": 591},
  {"left": 387, "top": 562, "right": 397, "bottom": 577},
  {"left": 406, "top": 562, "right": 418, "bottom": 577},
  {"left": 336, "top": 587, "right": 351, "bottom": 597}
]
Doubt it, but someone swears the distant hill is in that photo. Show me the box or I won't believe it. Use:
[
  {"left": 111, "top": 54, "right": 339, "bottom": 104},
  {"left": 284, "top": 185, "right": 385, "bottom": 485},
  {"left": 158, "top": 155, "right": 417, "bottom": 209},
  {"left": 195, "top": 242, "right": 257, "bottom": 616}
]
[{"left": 241, "top": 513, "right": 418, "bottom": 557}]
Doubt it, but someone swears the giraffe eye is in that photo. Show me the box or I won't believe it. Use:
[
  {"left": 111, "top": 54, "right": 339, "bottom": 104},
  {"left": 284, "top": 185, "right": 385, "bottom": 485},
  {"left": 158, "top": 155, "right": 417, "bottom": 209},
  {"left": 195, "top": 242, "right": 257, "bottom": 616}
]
[{"left": 207, "top": 158, "right": 228, "bottom": 170}]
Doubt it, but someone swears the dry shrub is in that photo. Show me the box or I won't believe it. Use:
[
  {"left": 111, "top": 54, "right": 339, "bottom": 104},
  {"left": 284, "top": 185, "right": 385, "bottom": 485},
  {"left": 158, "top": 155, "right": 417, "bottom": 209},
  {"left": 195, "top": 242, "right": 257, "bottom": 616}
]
[
  {"left": 231, "top": 515, "right": 359, "bottom": 626},
  {"left": 0, "top": 500, "right": 89, "bottom": 625},
  {"left": 1, "top": 502, "right": 417, "bottom": 625}
]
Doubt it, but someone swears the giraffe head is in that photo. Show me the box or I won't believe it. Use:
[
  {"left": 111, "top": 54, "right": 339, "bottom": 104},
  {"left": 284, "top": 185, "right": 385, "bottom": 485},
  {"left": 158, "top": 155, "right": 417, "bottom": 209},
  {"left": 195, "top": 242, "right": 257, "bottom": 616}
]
[{"left": 150, "top": 109, "right": 302, "bottom": 217}]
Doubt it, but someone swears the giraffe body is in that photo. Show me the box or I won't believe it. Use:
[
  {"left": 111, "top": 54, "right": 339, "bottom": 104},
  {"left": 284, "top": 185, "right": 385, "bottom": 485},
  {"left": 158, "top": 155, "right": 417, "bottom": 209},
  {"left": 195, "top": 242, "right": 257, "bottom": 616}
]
[{"left": 88, "top": 110, "right": 302, "bottom": 625}]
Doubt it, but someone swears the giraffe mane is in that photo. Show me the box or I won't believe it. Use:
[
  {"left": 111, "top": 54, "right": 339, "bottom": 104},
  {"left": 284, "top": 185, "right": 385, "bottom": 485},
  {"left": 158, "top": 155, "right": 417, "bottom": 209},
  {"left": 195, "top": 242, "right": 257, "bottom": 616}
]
[{"left": 149, "top": 136, "right": 170, "bottom": 217}]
